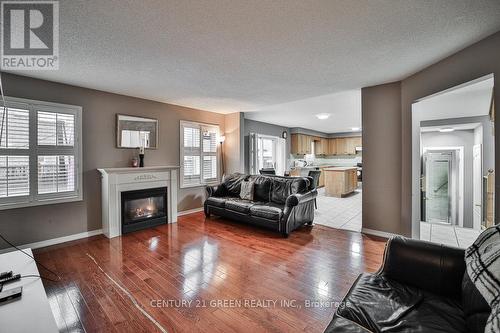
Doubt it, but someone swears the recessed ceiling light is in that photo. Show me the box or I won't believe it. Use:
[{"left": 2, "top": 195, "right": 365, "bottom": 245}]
[
  {"left": 315, "top": 113, "right": 331, "bottom": 120},
  {"left": 351, "top": 127, "right": 361, "bottom": 131},
  {"left": 439, "top": 128, "right": 454, "bottom": 132}
]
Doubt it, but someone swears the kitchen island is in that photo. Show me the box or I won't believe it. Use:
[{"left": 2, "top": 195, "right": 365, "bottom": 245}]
[{"left": 323, "top": 167, "right": 358, "bottom": 197}]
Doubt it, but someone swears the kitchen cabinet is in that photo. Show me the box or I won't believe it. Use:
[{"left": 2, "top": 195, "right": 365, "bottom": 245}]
[
  {"left": 335, "top": 138, "right": 348, "bottom": 155},
  {"left": 291, "top": 134, "right": 312, "bottom": 155},
  {"left": 314, "top": 138, "right": 329, "bottom": 155},
  {"left": 345, "top": 137, "right": 361, "bottom": 154},
  {"left": 318, "top": 167, "right": 325, "bottom": 187},
  {"left": 327, "top": 139, "right": 337, "bottom": 155},
  {"left": 334, "top": 137, "right": 361, "bottom": 155},
  {"left": 324, "top": 167, "right": 358, "bottom": 197}
]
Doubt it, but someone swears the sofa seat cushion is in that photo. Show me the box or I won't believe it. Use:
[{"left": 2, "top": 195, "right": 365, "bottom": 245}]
[
  {"left": 224, "top": 198, "right": 257, "bottom": 214},
  {"left": 336, "top": 273, "right": 467, "bottom": 333},
  {"left": 206, "top": 196, "right": 229, "bottom": 208},
  {"left": 249, "top": 203, "right": 283, "bottom": 221}
]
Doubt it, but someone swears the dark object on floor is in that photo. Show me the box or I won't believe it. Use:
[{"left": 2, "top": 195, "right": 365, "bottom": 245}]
[
  {"left": 324, "top": 236, "right": 491, "bottom": 333},
  {"left": 259, "top": 168, "right": 276, "bottom": 175},
  {"left": 204, "top": 173, "right": 317, "bottom": 237}
]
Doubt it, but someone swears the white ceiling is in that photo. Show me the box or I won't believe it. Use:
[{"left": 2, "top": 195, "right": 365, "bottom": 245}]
[
  {"left": 244, "top": 90, "right": 361, "bottom": 133},
  {"left": 414, "top": 76, "right": 494, "bottom": 121},
  {"left": 7, "top": 1, "right": 500, "bottom": 116}
]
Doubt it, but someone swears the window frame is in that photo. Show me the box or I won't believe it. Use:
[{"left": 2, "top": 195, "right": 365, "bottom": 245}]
[
  {"left": 0, "top": 96, "right": 83, "bottom": 210},
  {"left": 179, "top": 120, "right": 220, "bottom": 189}
]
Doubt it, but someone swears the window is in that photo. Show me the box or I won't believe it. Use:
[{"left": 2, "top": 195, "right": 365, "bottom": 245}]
[
  {"left": 180, "top": 121, "right": 219, "bottom": 188},
  {"left": 0, "top": 97, "right": 82, "bottom": 210}
]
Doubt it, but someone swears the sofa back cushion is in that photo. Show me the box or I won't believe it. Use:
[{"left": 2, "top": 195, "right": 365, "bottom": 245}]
[
  {"left": 270, "top": 176, "right": 309, "bottom": 204},
  {"left": 222, "top": 173, "right": 247, "bottom": 197}
]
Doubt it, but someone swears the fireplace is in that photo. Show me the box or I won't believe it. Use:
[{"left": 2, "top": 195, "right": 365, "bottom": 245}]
[{"left": 121, "top": 187, "right": 167, "bottom": 234}]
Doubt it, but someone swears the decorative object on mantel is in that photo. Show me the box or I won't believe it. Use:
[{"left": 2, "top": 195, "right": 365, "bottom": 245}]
[
  {"left": 139, "top": 146, "right": 145, "bottom": 167},
  {"left": 131, "top": 157, "right": 139, "bottom": 167},
  {"left": 219, "top": 135, "right": 226, "bottom": 178}
]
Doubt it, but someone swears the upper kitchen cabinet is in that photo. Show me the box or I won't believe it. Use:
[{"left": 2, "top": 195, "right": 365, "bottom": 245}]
[
  {"left": 291, "top": 133, "right": 312, "bottom": 155},
  {"left": 345, "top": 136, "right": 361, "bottom": 155},
  {"left": 327, "top": 138, "right": 337, "bottom": 155},
  {"left": 314, "top": 137, "right": 329, "bottom": 155},
  {"left": 334, "top": 137, "right": 361, "bottom": 155}
]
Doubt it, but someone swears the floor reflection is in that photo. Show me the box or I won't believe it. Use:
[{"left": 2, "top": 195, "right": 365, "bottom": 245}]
[{"left": 182, "top": 239, "right": 219, "bottom": 296}]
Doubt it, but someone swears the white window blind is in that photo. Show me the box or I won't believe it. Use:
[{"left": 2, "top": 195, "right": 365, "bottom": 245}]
[
  {"left": 180, "top": 121, "right": 219, "bottom": 188},
  {"left": 0, "top": 97, "right": 82, "bottom": 210}
]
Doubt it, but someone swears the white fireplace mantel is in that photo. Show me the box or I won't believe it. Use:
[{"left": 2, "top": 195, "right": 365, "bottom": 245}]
[{"left": 98, "top": 166, "right": 180, "bottom": 238}]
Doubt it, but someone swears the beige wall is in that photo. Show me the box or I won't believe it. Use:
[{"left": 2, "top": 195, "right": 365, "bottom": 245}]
[
  {"left": 362, "top": 31, "right": 500, "bottom": 236},
  {"left": 223, "top": 112, "right": 244, "bottom": 175},
  {"left": 361, "top": 82, "right": 402, "bottom": 234},
  {"left": 0, "top": 73, "right": 226, "bottom": 247}
]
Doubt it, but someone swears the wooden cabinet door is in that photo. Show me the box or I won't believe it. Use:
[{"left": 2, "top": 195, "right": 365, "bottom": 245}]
[
  {"left": 318, "top": 168, "right": 325, "bottom": 187},
  {"left": 345, "top": 137, "right": 355, "bottom": 155},
  {"left": 328, "top": 138, "right": 337, "bottom": 155},
  {"left": 303, "top": 135, "right": 312, "bottom": 154},
  {"left": 336, "top": 138, "right": 347, "bottom": 155},
  {"left": 315, "top": 138, "right": 328, "bottom": 155},
  {"left": 291, "top": 134, "right": 300, "bottom": 154}
]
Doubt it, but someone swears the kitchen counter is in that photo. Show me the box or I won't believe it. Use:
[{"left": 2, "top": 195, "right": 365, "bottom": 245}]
[
  {"left": 324, "top": 167, "right": 358, "bottom": 197},
  {"left": 323, "top": 167, "right": 357, "bottom": 171}
]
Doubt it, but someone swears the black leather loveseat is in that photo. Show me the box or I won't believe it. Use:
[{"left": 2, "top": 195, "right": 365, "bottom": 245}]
[
  {"left": 204, "top": 173, "right": 317, "bottom": 237},
  {"left": 325, "top": 236, "right": 491, "bottom": 333}
]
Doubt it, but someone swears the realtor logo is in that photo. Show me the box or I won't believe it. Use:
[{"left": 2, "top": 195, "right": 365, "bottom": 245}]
[{"left": 1, "top": 1, "right": 59, "bottom": 70}]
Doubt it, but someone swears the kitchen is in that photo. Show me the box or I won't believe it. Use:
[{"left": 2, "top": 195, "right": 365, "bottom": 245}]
[
  {"left": 243, "top": 89, "right": 363, "bottom": 232},
  {"left": 288, "top": 132, "right": 363, "bottom": 232},
  {"left": 289, "top": 133, "right": 362, "bottom": 196}
]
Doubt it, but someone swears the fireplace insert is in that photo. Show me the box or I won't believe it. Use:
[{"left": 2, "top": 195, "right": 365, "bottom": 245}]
[{"left": 121, "top": 187, "right": 167, "bottom": 234}]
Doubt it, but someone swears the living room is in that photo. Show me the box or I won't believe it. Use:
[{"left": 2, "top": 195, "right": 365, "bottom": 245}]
[{"left": 0, "top": 1, "right": 499, "bottom": 333}]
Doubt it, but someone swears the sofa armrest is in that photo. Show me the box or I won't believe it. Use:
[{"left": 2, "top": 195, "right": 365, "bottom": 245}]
[
  {"left": 379, "top": 236, "right": 466, "bottom": 299},
  {"left": 205, "top": 184, "right": 225, "bottom": 197},
  {"left": 285, "top": 189, "right": 318, "bottom": 207}
]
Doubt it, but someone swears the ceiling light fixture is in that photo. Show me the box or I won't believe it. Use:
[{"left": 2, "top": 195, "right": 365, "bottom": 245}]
[
  {"left": 439, "top": 128, "right": 454, "bottom": 132},
  {"left": 315, "top": 113, "right": 331, "bottom": 120},
  {"left": 351, "top": 127, "right": 361, "bottom": 131}
]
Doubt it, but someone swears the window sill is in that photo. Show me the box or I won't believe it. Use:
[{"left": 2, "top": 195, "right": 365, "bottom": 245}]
[
  {"left": 0, "top": 194, "right": 83, "bottom": 211},
  {"left": 180, "top": 181, "right": 219, "bottom": 189}
]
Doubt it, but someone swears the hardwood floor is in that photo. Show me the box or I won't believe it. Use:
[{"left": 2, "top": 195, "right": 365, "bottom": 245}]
[{"left": 33, "top": 212, "right": 387, "bottom": 333}]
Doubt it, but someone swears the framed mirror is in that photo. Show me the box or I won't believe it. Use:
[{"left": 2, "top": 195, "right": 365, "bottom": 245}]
[{"left": 116, "top": 114, "right": 158, "bottom": 149}]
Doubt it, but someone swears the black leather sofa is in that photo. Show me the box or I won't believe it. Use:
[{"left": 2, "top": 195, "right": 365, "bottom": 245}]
[
  {"left": 325, "top": 236, "right": 491, "bottom": 333},
  {"left": 204, "top": 173, "right": 317, "bottom": 237}
]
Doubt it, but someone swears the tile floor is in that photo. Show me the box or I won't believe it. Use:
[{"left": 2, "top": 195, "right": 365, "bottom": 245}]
[
  {"left": 420, "top": 222, "right": 481, "bottom": 248},
  {"left": 314, "top": 186, "right": 362, "bottom": 232},
  {"left": 314, "top": 185, "right": 480, "bottom": 248}
]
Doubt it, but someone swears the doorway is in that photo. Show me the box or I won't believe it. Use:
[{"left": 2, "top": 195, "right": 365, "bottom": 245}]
[
  {"left": 411, "top": 74, "right": 495, "bottom": 248},
  {"left": 249, "top": 133, "right": 286, "bottom": 175}
]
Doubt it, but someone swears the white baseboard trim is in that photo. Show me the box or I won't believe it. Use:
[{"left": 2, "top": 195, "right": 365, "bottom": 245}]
[
  {"left": 177, "top": 207, "right": 204, "bottom": 216},
  {"left": 0, "top": 229, "right": 103, "bottom": 254},
  {"left": 361, "top": 228, "right": 399, "bottom": 239}
]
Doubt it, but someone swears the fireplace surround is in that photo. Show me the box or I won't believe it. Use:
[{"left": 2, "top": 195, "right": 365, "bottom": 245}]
[{"left": 98, "top": 166, "right": 179, "bottom": 238}]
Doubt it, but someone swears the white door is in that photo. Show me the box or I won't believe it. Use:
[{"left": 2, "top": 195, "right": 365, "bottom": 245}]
[
  {"left": 473, "top": 144, "right": 483, "bottom": 230},
  {"left": 424, "top": 151, "right": 452, "bottom": 224}
]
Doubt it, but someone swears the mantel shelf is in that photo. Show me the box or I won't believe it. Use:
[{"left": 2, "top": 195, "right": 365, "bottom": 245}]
[{"left": 98, "top": 166, "right": 180, "bottom": 174}]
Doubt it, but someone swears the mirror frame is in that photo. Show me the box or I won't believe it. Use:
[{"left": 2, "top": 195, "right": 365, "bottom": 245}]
[{"left": 116, "top": 114, "right": 159, "bottom": 149}]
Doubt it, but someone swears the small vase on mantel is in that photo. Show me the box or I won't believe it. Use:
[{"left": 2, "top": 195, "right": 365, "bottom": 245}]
[{"left": 139, "top": 146, "right": 145, "bottom": 167}]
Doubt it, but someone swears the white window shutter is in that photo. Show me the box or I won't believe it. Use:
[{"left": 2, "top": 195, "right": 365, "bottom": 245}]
[{"left": 180, "top": 121, "right": 219, "bottom": 188}]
